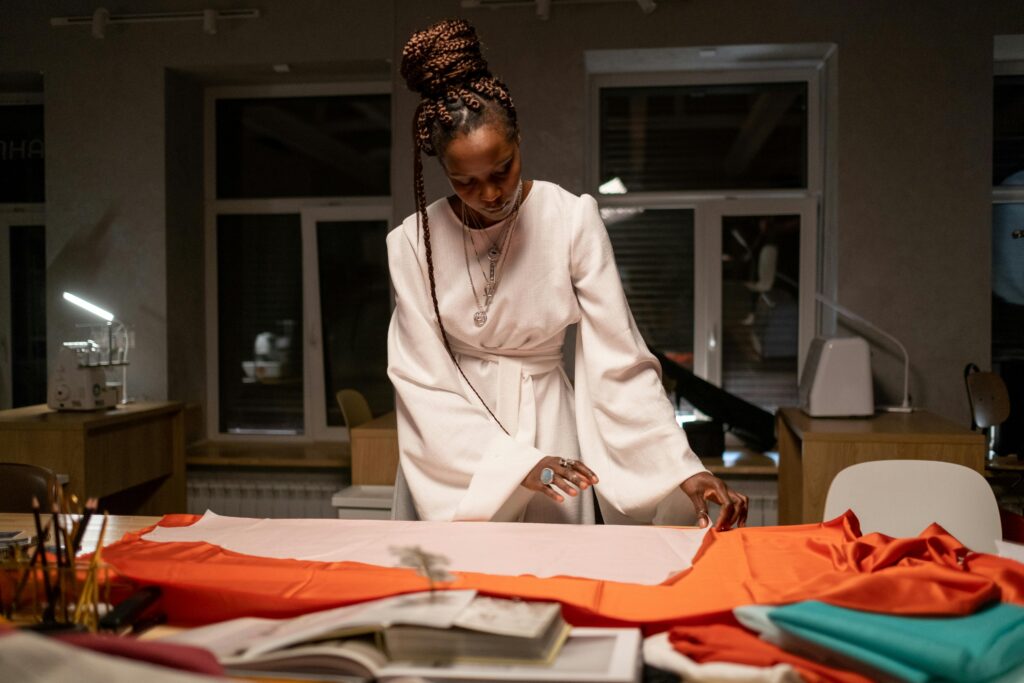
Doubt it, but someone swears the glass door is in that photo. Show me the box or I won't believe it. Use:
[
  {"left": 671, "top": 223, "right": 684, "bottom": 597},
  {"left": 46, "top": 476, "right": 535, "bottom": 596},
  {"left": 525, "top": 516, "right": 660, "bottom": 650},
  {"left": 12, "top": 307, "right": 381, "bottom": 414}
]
[
  {"left": 301, "top": 206, "right": 392, "bottom": 440},
  {"left": 698, "top": 199, "right": 817, "bottom": 412},
  {"left": 0, "top": 211, "right": 46, "bottom": 409}
]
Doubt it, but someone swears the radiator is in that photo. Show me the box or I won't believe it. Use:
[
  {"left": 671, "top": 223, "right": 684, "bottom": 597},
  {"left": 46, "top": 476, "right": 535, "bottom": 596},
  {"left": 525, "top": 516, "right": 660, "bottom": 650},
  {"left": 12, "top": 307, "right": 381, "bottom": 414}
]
[
  {"left": 187, "top": 472, "right": 345, "bottom": 519},
  {"left": 187, "top": 472, "right": 779, "bottom": 524},
  {"left": 724, "top": 478, "right": 778, "bottom": 526}
]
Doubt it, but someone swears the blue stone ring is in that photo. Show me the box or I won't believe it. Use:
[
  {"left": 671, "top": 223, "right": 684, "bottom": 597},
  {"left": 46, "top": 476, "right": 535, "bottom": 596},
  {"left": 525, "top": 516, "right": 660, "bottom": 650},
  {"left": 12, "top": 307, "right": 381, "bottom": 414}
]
[{"left": 540, "top": 467, "right": 555, "bottom": 486}]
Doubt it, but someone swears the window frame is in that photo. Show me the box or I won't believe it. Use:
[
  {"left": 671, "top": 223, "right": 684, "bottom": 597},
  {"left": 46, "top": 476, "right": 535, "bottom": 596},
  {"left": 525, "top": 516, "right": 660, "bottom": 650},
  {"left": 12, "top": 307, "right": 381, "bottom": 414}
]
[
  {"left": 587, "top": 62, "right": 826, "bottom": 405},
  {"left": 203, "top": 82, "right": 392, "bottom": 443},
  {"left": 994, "top": 60, "right": 1024, "bottom": 205}
]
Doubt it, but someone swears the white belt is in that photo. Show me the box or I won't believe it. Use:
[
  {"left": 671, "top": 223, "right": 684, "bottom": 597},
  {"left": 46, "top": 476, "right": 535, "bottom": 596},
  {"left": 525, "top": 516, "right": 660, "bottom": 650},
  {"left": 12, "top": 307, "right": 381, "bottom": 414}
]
[{"left": 450, "top": 342, "right": 564, "bottom": 437}]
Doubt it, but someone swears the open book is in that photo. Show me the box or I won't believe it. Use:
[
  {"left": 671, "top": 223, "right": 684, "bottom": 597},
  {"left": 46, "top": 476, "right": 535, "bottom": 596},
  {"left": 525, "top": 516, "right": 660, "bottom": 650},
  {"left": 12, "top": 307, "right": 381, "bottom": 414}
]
[{"left": 162, "top": 590, "right": 641, "bottom": 681}]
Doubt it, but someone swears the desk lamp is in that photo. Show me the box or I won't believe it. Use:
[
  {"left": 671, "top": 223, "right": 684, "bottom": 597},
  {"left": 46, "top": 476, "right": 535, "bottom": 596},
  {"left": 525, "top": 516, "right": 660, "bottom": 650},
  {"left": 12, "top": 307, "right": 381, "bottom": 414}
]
[
  {"left": 812, "top": 293, "right": 912, "bottom": 413},
  {"left": 62, "top": 292, "right": 130, "bottom": 403}
]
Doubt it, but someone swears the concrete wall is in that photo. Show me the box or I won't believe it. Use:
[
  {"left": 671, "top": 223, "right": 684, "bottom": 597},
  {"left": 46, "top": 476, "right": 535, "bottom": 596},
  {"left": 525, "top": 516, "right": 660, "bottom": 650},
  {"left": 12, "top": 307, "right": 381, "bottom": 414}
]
[{"left": 1, "top": 1, "right": 1022, "bottom": 424}]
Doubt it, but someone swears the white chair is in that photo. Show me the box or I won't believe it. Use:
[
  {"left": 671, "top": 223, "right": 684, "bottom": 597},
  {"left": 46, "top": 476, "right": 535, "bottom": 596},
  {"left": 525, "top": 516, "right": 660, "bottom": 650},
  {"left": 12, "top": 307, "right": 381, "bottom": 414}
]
[{"left": 822, "top": 460, "right": 1001, "bottom": 553}]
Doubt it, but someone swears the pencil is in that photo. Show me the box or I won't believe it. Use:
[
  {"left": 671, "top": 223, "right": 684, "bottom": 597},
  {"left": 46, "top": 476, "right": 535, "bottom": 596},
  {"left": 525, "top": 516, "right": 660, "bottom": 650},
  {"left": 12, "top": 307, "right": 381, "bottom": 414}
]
[{"left": 31, "top": 497, "right": 55, "bottom": 622}]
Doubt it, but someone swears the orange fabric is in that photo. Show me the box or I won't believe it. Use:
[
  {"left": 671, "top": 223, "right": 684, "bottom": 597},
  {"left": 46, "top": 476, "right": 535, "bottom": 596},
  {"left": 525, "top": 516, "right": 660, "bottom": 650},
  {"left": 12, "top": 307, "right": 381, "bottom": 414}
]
[
  {"left": 668, "top": 616, "right": 872, "bottom": 683},
  {"left": 97, "top": 511, "right": 1024, "bottom": 630}
]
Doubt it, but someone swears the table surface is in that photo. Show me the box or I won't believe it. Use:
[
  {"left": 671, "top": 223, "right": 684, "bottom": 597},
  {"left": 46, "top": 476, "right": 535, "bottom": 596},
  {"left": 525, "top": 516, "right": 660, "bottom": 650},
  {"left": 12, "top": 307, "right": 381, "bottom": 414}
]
[
  {"left": 778, "top": 406, "right": 984, "bottom": 443},
  {"left": 0, "top": 401, "right": 183, "bottom": 432},
  {"left": 0, "top": 512, "right": 159, "bottom": 556}
]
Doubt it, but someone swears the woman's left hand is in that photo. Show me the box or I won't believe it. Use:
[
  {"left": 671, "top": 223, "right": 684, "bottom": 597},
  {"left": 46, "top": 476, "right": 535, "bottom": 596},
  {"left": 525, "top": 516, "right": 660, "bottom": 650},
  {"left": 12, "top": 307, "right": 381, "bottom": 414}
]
[{"left": 679, "top": 472, "right": 749, "bottom": 530}]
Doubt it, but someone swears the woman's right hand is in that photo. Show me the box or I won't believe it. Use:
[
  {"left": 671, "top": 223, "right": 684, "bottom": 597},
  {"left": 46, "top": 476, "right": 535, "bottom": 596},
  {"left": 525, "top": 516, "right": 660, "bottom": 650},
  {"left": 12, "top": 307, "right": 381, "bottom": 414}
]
[{"left": 520, "top": 456, "right": 600, "bottom": 504}]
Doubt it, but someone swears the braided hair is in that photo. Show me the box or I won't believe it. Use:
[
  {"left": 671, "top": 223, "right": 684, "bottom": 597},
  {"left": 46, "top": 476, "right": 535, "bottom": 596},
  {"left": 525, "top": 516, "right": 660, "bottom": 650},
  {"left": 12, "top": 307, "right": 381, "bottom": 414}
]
[{"left": 401, "top": 18, "right": 519, "bottom": 432}]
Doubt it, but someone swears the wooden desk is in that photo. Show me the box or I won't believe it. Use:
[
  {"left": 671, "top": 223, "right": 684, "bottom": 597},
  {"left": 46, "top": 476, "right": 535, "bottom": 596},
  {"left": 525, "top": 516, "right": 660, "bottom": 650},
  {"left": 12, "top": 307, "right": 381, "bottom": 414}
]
[
  {"left": 0, "top": 402, "right": 186, "bottom": 515},
  {"left": 776, "top": 407, "right": 985, "bottom": 524},
  {"left": 351, "top": 411, "right": 399, "bottom": 485}
]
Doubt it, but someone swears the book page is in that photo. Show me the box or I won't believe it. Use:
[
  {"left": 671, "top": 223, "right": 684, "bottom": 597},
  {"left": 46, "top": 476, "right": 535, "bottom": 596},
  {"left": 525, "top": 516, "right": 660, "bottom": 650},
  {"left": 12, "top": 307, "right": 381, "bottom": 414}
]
[
  {"left": 161, "top": 617, "right": 282, "bottom": 658},
  {"left": 224, "top": 637, "right": 389, "bottom": 679},
  {"left": 454, "top": 597, "right": 561, "bottom": 638},
  {"left": 164, "top": 590, "right": 477, "bottom": 662},
  {"left": 379, "top": 628, "right": 641, "bottom": 683}
]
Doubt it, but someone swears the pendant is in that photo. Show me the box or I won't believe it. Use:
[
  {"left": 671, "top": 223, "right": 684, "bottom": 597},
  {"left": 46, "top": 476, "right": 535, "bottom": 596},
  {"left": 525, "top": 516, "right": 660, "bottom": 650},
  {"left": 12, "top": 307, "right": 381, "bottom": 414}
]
[
  {"left": 488, "top": 247, "right": 500, "bottom": 262},
  {"left": 474, "top": 310, "right": 487, "bottom": 327}
]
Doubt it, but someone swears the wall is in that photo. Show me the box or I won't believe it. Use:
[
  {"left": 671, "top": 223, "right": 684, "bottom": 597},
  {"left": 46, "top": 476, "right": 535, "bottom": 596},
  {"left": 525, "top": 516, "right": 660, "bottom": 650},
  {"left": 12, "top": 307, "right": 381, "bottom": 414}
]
[
  {"left": 0, "top": 0, "right": 395, "bottom": 411},
  {"left": 1, "top": 1, "right": 1021, "bottom": 424},
  {"left": 393, "top": 0, "right": 1024, "bottom": 422}
]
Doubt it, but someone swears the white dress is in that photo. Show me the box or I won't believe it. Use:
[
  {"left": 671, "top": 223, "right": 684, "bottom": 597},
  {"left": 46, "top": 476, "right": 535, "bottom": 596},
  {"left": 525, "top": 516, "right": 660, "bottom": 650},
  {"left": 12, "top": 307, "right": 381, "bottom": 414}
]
[{"left": 386, "top": 181, "right": 707, "bottom": 523}]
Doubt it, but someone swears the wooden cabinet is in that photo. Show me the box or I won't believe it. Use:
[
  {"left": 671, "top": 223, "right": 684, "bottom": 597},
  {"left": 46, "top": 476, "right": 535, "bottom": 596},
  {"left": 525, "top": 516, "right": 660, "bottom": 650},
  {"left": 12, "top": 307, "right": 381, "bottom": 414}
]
[
  {"left": 776, "top": 407, "right": 985, "bottom": 525},
  {"left": 0, "top": 402, "right": 186, "bottom": 515}
]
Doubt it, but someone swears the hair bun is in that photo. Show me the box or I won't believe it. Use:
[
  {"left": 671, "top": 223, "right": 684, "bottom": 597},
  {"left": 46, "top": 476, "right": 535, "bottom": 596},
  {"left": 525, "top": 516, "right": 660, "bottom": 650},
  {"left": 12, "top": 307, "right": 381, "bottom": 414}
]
[{"left": 401, "top": 18, "right": 492, "bottom": 99}]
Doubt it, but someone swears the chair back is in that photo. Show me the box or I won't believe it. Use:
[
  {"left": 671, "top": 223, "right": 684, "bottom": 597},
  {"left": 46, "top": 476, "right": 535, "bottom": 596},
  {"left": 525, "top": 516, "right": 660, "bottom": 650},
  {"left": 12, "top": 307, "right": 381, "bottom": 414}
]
[
  {"left": 823, "top": 459, "right": 1001, "bottom": 553},
  {"left": 965, "top": 363, "right": 1011, "bottom": 430},
  {"left": 336, "top": 389, "right": 373, "bottom": 429},
  {"left": 0, "top": 463, "right": 60, "bottom": 513}
]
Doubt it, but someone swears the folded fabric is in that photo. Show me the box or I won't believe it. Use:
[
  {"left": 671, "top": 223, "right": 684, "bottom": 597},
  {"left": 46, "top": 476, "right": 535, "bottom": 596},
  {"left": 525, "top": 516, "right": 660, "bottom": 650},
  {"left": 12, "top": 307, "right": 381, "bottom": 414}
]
[
  {"left": 644, "top": 631, "right": 801, "bottom": 683},
  {"left": 667, "top": 616, "right": 872, "bottom": 683},
  {"left": 768, "top": 600, "right": 1024, "bottom": 683},
  {"left": 736, "top": 604, "right": 915, "bottom": 683},
  {"left": 0, "top": 630, "right": 221, "bottom": 683},
  {"left": 56, "top": 632, "right": 223, "bottom": 676}
]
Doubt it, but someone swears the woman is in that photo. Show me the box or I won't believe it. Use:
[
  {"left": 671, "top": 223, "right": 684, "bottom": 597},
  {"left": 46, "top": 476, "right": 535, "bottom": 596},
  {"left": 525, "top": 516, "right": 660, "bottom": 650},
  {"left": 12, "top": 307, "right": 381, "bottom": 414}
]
[{"left": 388, "top": 18, "right": 748, "bottom": 527}]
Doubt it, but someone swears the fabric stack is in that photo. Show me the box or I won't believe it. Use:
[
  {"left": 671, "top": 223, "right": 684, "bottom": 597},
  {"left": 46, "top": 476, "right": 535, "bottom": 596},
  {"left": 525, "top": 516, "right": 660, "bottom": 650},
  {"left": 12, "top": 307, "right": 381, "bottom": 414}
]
[{"left": 653, "top": 516, "right": 1024, "bottom": 682}]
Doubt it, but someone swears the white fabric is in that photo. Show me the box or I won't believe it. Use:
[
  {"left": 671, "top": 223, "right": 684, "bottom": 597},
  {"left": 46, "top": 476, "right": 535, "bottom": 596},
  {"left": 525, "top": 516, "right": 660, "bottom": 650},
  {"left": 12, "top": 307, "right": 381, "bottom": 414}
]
[
  {"left": 141, "top": 511, "right": 708, "bottom": 585},
  {"left": 387, "top": 181, "right": 707, "bottom": 523},
  {"left": 643, "top": 632, "right": 801, "bottom": 683}
]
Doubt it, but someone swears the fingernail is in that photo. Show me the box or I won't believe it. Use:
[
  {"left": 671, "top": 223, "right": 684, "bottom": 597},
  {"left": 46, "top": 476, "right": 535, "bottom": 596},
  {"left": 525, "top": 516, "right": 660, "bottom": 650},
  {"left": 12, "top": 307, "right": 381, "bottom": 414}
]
[{"left": 698, "top": 517, "right": 708, "bottom": 528}]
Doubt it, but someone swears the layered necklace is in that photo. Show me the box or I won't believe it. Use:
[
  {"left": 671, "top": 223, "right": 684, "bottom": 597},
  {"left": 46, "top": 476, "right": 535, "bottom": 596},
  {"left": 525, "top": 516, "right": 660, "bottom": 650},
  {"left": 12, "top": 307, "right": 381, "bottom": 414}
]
[{"left": 460, "top": 181, "right": 523, "bottom": 327}]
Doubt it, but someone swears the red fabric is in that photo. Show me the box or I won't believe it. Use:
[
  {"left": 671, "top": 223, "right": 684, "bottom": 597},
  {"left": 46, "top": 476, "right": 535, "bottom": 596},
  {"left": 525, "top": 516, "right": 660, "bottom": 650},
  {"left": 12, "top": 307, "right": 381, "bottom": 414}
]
[
  {"left": 668, "top": 615, "right": 872, "bottom": 683},
  {"left": 56, "top": 632, "right": 224, "bottom": 676}
]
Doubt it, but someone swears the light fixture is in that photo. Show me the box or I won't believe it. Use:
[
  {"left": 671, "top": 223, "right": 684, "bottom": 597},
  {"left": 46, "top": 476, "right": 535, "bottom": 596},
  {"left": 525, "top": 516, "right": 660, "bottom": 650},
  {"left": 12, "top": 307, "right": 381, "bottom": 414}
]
[
  {"left": 62, "top": 291, "right": 131, "bottom": 403},
  {"left": 63, "top": 292, "right": 113, "bottom": 322},
  {"left": 460, "top": 0, "right": 658, "bottom": 15},
  {"left": 51, "top": 8, "right": 260, "bottom": 39}
]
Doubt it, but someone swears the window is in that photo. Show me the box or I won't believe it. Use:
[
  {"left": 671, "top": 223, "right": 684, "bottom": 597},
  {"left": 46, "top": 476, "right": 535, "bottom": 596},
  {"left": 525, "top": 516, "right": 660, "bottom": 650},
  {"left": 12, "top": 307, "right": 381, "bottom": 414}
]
[
  {"left": 590, "top": 57, "right": 825, "bottom": 415},
  {"left": 206, "top": 84, "right": 391, "bottom": 440},
  {"left": 599, "top": 82, "right": 808, "bottom": 192},
  {"left": 992, "top": 59, "right": 1024, "bottom": 456}
]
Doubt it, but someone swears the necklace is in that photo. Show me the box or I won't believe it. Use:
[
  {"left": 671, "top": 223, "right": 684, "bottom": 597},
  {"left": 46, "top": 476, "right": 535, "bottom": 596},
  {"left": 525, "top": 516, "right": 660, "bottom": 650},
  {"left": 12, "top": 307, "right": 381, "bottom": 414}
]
[{"left": 460, "top": 185, "right": 523, "bottom": 327}]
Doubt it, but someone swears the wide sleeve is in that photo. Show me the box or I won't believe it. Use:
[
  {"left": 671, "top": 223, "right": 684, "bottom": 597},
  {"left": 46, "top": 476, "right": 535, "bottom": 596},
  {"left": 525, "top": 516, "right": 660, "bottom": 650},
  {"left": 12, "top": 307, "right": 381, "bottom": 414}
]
[
  {"left": 570, "top": 195, "right": 708, "bottom": 523},
  {"left": 386, "top": 223, "right": 541, "bottom": 522}
]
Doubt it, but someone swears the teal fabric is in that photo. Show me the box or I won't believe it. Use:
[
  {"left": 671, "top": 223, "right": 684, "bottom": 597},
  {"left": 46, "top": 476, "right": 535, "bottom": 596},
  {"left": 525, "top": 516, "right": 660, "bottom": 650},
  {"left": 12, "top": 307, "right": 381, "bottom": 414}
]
[{"left": 768, "top": 601, "right": 1024, "bottom": 683}]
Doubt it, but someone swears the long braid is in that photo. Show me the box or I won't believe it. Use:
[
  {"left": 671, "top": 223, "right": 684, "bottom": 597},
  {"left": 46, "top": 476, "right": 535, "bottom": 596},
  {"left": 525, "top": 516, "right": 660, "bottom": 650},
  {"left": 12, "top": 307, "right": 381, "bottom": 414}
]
[{"left": 406, "top": 47, "right": 511, "bottom": 433}]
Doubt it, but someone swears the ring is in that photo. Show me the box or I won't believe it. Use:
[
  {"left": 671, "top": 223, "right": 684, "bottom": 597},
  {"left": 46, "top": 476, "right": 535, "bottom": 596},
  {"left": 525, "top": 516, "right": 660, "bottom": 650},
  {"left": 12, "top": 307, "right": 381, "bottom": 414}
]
[
  {"left": 559, "top": 458, "right": 576, "bottom": 469},
  {"left": 540, "top": 467, "right": 554, "bottom": 485}
]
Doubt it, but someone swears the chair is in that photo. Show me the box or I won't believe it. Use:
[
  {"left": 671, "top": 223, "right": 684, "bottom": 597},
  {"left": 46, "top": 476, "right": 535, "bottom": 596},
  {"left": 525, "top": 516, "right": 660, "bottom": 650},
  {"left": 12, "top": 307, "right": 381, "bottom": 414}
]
[
  {"left": 336, "top": 389, "right": 373, "bottom": 429},
  {"left": 965, "top": 363, "right": 1012, "bottom": 457},
  {"left": 822, "top": 460, "right": 1001, "bottom": 553},
  {"left": 0, "top": 463, "right": 60, "bottom": 513}
]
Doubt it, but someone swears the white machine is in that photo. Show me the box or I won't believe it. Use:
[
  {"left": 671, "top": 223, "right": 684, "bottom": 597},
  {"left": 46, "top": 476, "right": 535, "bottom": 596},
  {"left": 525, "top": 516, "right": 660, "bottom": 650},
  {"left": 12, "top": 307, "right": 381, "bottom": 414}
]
[
  {"left": 47, "top": 347, "right": 119, "bottom": 411},
  {"left": 799, "top": 336, "right": 874, "bottom": 417}
]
